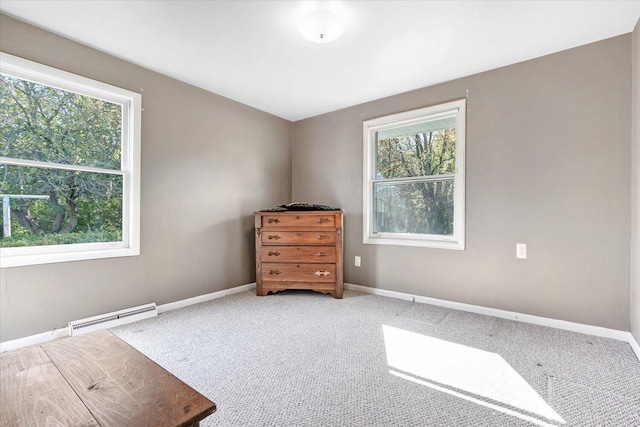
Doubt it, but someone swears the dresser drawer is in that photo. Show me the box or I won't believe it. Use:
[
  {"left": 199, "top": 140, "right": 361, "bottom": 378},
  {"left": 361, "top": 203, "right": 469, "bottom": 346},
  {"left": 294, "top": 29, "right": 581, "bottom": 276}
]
[
  {"left": 261, "top": 214, "right": 335, "bottom": 228},
  {"left": 260, "top": 246, "right": 336, "bottom": 263},
  {"left": 262, "top": 263, "right": 336, "bottom": 282},
  {"left": 261, "top": 231, "right": 336, "bottom": 245}
]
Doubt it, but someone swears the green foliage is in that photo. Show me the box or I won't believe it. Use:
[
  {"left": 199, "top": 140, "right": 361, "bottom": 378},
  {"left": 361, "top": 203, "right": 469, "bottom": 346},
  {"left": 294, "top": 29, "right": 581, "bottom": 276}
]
[
  {"left": 376, "top": 128, "right": 456, "bottom": 179},
  {"left": 0, "top": 74, "right": 123, "bottom": 244},
  {"left": 375, "top": 128, "right": 456, "bottom": 235},
  {"left": 0, "top": 76, "right": 121, "bottom": 168}
]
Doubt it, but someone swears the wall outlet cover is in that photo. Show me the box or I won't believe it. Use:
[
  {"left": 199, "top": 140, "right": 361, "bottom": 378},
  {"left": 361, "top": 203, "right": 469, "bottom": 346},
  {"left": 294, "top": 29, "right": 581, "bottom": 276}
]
[{"left": 516, "top": 243, "right": 527, "bottom": 259}]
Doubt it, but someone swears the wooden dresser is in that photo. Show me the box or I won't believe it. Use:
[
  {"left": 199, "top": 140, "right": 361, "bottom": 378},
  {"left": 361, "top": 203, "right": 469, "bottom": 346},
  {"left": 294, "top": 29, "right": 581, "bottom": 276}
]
[{"left": 255, "top": 210, "right": 343, "bottom": 298}]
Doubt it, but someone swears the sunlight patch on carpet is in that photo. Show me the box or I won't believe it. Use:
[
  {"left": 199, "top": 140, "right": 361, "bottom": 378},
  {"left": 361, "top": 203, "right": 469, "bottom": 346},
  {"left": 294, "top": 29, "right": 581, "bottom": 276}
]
[{"left": 382, "top": 325, "right": 565, "bottom": 426}]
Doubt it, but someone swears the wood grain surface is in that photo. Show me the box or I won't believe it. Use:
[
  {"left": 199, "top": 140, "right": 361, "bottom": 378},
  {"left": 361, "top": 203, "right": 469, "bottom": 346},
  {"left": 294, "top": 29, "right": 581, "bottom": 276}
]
[
  {"left": 261, "top": 263, "right": 336, "bottom": 282},
  {"left": 259, "top": 281, "right": 337, "bottom": 293},
  {"left": 1, "top": 345, "right": 99, "bottom": 427},
  {"left": 261, "top": 231, "right": 337, "bottom": 245},
  {"left": 41, "top": 330, "right": 215, "bottom": 427},
  {"left": 260, "top": 245, "right": 337, "bottom": 263},
  {"left": 261, "top": 214, "right": 335, "bottom": 228}
]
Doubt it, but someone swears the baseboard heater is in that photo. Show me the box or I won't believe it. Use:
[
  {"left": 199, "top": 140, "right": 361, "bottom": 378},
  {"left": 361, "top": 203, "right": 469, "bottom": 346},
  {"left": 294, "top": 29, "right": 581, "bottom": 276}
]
[{"left": 68, "top": 303, "right": 158, "bottom": 336}]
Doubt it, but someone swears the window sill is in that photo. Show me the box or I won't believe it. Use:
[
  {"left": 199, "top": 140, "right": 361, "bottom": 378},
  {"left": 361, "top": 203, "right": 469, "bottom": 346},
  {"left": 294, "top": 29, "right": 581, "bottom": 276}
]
[
  {"left": 363, "top": 235, "right": 465, "bottom": 250},
  {"left": 0, "top": 245, "right": 140, "bottom": 268}
]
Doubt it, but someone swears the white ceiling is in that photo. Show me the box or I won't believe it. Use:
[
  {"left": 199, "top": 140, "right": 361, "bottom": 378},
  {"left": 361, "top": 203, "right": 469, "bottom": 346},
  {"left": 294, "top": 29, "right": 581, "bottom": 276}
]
[{"left": 1, "top": 1, "right": 639, "bottom": 121}]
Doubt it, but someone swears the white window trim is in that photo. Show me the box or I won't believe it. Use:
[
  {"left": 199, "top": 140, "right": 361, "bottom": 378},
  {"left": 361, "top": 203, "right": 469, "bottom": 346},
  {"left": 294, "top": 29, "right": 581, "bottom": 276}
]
[
  {"left": 362, "top": 99, "right": 466, "bottom": 250},
  {"left": 0, "top": 52, "right": 141, "bottom": 268}
]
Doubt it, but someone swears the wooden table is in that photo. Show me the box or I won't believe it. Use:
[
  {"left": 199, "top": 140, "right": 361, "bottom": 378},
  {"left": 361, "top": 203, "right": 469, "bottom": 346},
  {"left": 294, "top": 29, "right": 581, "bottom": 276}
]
[{"left": 0, "top": 329, "right": 216, "bottom": 426}]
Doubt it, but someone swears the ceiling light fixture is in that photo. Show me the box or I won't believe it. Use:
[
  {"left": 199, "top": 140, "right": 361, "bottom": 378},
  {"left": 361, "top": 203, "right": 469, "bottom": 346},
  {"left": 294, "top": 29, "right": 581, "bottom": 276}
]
[{"left": 298, "top": 7, "right": 345, "bottom": 43}]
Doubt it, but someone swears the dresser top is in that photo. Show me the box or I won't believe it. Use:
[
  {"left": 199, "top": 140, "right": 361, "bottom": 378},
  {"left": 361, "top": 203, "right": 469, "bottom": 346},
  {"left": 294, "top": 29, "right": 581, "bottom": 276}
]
[{"left": 255, "top": 210, "right": 343, "bottom": 215}]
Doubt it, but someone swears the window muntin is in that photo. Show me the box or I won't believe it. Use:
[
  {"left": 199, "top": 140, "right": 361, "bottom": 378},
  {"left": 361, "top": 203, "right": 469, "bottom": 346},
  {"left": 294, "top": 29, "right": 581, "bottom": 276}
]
[
  {"left": 363, "top": 100, "right": 465, "bottom": 249},
  {"left": 0, "top": 53, "right": 141, "bottom": 267}
]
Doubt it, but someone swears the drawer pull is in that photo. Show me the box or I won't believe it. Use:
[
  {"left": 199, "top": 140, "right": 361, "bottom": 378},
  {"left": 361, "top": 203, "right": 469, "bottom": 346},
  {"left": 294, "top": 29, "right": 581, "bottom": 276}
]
[
  {"left": 269, "top": 270, "right": 281, "bottom": 275},
  {"left": 317, "top": 235, "right": 329, "bottom": 240},
  {"left": 296, "top": 232, "right": 302, "bottom": 236},
  {"left": 267, "top": 251, "right": 281, "bottom": 257},
  {"left": 316, "top": 218, "right": 331, "bottom": 224},
  {"left": 315, "top": 252, "right": 328, "bottom": 257},
  {"left": 314, "top": 270, "right": 331, "bottom": 277},
  {"left": 268, "top": 235, "right": 281, "bottom": 240},
  {"left": 267, "top": 218, "right": 281, "bottom": 224}
]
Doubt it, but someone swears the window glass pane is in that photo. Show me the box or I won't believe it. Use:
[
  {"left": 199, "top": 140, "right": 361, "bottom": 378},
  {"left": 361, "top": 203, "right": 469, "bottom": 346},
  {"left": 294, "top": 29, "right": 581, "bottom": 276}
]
[
  {"left": 0, "top": 75, "right": 122, "bottom": 170},
  {"left": 374, "top": 180, "right": 454, "bottom": 235},
  {"left": 375, "top": 117, "right": 456, "bottom": 179},
  {"left": 0, "top": 164, "right": 122, "bottom": 247}
]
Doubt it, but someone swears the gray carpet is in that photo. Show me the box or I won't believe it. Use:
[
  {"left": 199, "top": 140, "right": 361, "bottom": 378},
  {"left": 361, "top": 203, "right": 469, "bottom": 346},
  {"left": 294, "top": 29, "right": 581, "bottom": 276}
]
[{"left": 111, "top": 290, "right": 640, "bottom": 426}]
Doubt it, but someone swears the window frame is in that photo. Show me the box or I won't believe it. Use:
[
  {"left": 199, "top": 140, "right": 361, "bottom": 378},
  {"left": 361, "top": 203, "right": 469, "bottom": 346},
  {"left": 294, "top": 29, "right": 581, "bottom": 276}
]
[
  {"left": 0, "top": 52, "right": 141, "bottom": 268},
  {"left": 362, "top": 99, "right": 466, "bottom": 250}
]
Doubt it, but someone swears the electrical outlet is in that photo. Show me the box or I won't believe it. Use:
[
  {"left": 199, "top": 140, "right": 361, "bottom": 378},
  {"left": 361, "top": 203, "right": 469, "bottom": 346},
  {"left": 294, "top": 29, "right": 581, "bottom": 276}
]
[
  {"left": 516, "top": 243, "right": 527, "bottom": 259},
  {"left": 355, "top": 256, "right": 361, "bottom": 267}
]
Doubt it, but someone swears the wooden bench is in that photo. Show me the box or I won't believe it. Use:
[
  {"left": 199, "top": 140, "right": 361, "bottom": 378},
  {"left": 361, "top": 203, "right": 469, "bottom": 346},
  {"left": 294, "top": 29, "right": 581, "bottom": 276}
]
[{"left": 1, "top": 329, "right": 216, "bottom": 426}]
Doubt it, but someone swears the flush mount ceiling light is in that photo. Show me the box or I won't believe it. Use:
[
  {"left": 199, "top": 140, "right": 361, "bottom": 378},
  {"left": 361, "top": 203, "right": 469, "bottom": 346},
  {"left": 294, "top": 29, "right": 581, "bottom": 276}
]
[{"left": 298, "top": 8, "right": 345, "bottom": 43}]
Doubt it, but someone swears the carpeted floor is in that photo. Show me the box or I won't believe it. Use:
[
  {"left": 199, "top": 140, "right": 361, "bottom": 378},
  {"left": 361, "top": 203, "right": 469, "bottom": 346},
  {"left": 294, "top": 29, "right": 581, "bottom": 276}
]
[{"left": 111, "top": 290, "right": 640, "bottom": 426}]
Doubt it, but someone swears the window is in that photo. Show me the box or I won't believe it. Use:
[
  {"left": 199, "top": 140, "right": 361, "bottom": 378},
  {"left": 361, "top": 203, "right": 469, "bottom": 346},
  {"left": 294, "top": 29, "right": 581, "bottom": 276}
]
[
  {"left": 363, "top": 99, "right": 465, "bottom": 250},
  {"left": 0, "top": 53, "right": 141, "bottom": 267}
]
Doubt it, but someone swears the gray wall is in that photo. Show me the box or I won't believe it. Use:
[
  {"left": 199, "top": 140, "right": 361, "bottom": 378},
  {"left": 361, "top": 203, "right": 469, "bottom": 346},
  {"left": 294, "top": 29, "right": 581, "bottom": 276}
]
[
  {"left": 632, "top": 19, "right": 640, "bottom": 344},
  {"left": 293, "top": 35, "right": 632, "bottom": 331},
  {"left": 0, "top": 15, "right": 292, "bottom": 342}
]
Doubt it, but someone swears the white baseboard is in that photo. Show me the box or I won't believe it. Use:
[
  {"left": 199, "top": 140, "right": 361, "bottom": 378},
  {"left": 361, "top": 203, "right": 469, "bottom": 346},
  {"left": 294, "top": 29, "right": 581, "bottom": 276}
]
[
  {"left": 0, "top": 282, "right": 257, "bottom": 352},
  {"left": 346, "top": 283, "right": 415, "bottom": 302},
  {"left": 157, "top": 283, "right": 256, "bottom": 313},
  {"left": 345, "top": 283, "right": 640, "bottom": 361},
  {"left": 629, "top": 334, "right": 640, "bottom": 361},
  {"left": 0, "top": 327, "right": 69, "bottom": 352}
]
